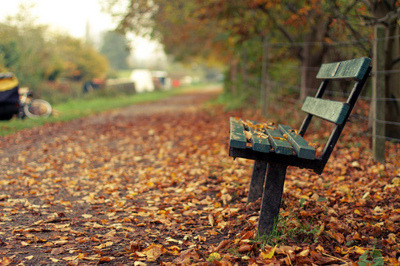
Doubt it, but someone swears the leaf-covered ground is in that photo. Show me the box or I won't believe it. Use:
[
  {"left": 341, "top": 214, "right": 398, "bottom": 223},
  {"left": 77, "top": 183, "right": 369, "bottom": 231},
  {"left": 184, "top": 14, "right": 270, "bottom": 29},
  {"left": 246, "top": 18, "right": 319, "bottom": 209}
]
[{"left": 0, "top": 88, "right": 399, "bottom": 265}]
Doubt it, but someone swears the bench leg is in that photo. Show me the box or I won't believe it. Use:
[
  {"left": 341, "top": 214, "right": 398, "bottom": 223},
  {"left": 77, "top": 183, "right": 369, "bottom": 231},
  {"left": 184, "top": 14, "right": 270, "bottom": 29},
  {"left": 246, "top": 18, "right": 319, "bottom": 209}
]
[
  {"left": 248, "top": 160, "right": 267, "bottom": 203},
  {"left": 257, "top": 162, "right": 287, "bottom": 236}
]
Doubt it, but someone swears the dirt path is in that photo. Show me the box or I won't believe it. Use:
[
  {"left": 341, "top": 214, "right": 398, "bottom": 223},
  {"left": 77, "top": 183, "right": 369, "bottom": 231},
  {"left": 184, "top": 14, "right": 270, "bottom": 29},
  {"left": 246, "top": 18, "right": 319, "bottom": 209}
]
[
  {"left": 0, "top": 87, "right": 243, "bottom": 265},
  {"left": 0, "top": 87, "right": 220, "bottom": 166}
]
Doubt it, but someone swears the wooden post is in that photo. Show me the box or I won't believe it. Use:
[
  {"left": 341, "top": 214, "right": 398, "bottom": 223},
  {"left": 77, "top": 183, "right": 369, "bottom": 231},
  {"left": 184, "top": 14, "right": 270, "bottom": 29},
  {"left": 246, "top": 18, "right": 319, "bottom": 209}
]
[
  {"left": 257, "top": 162, "right": 287, "bottom": 236},
  {"left": 248, "top": 160, "right": 267, "bottom": 203},
  {"left": 372, "top": 25, "right": 386, "bottom": 163}
]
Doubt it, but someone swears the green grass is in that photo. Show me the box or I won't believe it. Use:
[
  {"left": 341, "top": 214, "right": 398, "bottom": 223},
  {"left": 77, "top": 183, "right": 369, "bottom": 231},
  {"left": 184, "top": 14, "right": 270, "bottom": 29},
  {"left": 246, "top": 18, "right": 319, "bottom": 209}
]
[
  {"left": 211, "top": 92, "right": 251, "bottom": 110},
  {"left": 252, "top": 214, "right": 320, "bottom": 248},
  {"left": 116, "top": 69, "right": 133, "bottom": 79},
  {"left": 0, "top": 85, "right": 213, "bottom": 136}
]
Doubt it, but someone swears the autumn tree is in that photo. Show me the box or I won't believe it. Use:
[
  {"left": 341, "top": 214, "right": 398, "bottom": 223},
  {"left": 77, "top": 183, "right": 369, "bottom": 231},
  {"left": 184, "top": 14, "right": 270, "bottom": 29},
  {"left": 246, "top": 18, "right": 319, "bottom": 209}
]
[
  {"left": 0, "top": 22, "right": 58, "bottom": 87},
  {"left": 100, "top": 31, "right": 130, "bottom": 70},
  {"left": 0, "top": 4, "right": 109, "bottom": 87},
  {"left": 102, "top": 0, "right": 400, "bottom": 128},
  {"left": 52, "top": 35, "right": 108, "bottom": 80}
]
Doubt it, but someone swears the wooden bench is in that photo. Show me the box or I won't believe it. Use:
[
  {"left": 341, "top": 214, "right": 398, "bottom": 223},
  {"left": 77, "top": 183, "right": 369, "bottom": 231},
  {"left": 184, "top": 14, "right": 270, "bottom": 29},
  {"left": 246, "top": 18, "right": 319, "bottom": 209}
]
[{"left": 229, "top": 57, "right": 372, "bottom": 236}]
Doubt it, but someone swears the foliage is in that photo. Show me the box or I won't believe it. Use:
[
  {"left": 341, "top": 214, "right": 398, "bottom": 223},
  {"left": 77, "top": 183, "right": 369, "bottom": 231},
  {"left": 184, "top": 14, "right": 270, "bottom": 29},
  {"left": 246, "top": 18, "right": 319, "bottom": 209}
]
[
  {"left": 0, "top": 22, "right": 53, "bottom": 88},
  {"left": 50, "top": 35, "right": 109, "bottom": 81},
  {"left": 0, "top": 8, "right": 109, "bottom": 93},
  {"left": 101, "top": 0, "right": 399, "bottom": 104},
  {"left": 100, "top": 31, "right": 130, "bottom": 70}
]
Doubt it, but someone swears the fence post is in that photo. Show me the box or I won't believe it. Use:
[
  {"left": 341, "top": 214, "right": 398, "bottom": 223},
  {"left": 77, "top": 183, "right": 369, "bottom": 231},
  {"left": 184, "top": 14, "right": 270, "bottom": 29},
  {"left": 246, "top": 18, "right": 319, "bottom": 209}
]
[{"left": 372, "top": 25, "right": 386, "bottom": 163}]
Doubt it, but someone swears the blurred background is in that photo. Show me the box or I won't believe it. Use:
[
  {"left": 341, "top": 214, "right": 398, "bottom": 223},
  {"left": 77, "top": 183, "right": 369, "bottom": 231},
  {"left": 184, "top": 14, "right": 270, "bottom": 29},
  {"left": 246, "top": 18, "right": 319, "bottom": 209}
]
[{"left": 0, "top": 0, "right": 399, "bottom": 146}]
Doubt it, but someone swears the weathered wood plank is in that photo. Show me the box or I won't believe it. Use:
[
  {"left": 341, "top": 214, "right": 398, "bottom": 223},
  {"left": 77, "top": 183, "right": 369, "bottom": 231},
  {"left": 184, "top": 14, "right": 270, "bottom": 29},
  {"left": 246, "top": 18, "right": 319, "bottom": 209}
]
[
  {"left": 248, "top": 126, "right": 271, "bottom": 153},
  {"left": 278, "top": 124, "right": 316, "bottom": 159},
  {"left": 301, "top": 97, "right": 350, "bottom": 124},
  {"left": 265, "top": 127, "right": 294, "bottom": 155},
  {"left": 316, "top": 57, "right": 371, "bottom": 80},
  {"left": 229, "top": 117, "right": 247, "bottom": 149}
]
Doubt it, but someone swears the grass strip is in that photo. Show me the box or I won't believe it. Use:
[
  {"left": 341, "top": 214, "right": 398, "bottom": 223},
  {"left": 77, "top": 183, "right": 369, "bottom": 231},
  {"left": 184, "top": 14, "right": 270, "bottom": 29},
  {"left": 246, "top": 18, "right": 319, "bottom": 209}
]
[{"left": 0, "top": 85, "right": 208, "bottom": 136}]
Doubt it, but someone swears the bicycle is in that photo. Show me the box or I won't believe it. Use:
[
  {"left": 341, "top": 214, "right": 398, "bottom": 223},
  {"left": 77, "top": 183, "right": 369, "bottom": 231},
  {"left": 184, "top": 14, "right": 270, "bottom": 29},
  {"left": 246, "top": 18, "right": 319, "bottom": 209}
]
[{"left": 18, "top": 87, "right": 52, "bottom": 119}]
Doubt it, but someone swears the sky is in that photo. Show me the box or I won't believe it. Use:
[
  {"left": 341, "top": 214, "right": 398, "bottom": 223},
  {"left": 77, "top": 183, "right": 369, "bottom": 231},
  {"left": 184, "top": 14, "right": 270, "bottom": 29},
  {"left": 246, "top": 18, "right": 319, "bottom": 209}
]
[
  {"left": 0, "top": 0, "right": 165, "bottom": 62},
  {"left": 0, "top": 0, "right": 115, "bottom": 39}
]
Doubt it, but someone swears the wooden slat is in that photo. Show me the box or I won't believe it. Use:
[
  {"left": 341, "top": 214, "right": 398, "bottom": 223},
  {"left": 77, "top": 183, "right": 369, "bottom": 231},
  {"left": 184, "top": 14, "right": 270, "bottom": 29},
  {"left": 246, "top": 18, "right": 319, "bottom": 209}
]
[
  {"left": 229, "top": 117, "right": 247, "bottom": 149},
  {"left": 301, "top": 97, "right": 350, "bottom": 124},
  {"left": 265, "top": 127, "right": 294, "bottom": 155},
  {"left": 316, "top": 57, "right": 371, "bottom": 80},
  {"left": 278, "top": 124, "right": 316, "bottom": 159},
  {"left": 248, "top": 127, "right": 271, "bottom": 153}
]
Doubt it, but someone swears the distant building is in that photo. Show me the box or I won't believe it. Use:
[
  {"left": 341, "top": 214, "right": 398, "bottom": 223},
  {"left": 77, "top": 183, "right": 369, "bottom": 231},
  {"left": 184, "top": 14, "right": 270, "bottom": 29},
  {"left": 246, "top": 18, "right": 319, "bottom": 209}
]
[{"left": 130, "top": 69, "right": 155, "bottom": 93}]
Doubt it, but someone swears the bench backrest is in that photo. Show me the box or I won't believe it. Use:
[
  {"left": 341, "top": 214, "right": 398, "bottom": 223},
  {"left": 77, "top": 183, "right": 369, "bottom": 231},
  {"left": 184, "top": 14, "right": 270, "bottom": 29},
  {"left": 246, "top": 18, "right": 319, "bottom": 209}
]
[{"left": 298, "top": 57, "right": 371, "bottom": 173}]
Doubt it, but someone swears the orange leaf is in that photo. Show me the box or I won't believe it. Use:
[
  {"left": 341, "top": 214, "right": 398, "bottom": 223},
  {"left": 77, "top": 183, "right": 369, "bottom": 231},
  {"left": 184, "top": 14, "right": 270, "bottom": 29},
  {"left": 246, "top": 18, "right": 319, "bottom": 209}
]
[
  {"left": 238, "top": 244, "right": 253, "bottom": 253},
  {"left": 143, "top": 244, "right": 166, "bottom": 261}
]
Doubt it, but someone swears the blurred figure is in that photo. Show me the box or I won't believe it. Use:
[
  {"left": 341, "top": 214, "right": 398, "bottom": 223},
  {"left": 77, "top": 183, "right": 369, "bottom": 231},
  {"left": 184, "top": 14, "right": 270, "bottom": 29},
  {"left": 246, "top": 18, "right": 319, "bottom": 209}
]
[{"left": 0, "top": 72, "right": 20, "bottom": 120}]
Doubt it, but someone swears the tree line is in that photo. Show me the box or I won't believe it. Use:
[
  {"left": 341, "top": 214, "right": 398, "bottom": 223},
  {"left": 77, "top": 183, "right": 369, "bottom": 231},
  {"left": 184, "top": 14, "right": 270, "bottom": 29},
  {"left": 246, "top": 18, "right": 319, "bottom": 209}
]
[{"left": 0, "top": 9, "right": 109, "bottom": 90}]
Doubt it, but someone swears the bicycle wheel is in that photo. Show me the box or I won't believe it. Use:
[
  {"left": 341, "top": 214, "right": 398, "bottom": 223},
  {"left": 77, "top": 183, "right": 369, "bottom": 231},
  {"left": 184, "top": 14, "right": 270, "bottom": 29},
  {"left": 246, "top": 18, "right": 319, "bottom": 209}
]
[{"left": 24, "top": 99, "right": 52, "bottom": 118}]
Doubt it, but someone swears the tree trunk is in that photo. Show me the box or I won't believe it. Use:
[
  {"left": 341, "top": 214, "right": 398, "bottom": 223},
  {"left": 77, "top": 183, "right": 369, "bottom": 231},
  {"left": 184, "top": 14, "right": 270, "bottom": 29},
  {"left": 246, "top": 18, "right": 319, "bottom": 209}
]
[
  {"left": 300, "top": 45, "right": 324, "bottom": 101},
  {"left": 299, "top": 22, "right": 328, "bottom": 101},
  {"left": 240, "top": 45, "right": 248, "bottom": 95},
  {"left": 260, "top": 35, "right": 270, "bottom": 115},
  {"left": 230, "top": 59, "right": 238, "bottom": 96}
]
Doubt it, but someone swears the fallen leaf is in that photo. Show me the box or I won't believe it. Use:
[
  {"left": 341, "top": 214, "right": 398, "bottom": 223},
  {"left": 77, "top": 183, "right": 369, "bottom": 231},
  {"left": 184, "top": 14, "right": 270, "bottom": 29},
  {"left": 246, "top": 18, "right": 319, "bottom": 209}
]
[
  {"left": 261, "top": 245, "right": 277, "bottom": 259},
  {"left": 143, "top": 244, "right": 166, "bottom": 261},
  {"left": 238, "top": 244, "right": 253, "bottom": 253}
]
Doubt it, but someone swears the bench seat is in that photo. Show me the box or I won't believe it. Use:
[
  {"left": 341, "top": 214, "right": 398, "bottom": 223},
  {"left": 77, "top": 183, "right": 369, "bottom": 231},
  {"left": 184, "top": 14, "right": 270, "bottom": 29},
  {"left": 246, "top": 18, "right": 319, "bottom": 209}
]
[{"left": 229, "top": 117, "right": 316, "bottom": 159}]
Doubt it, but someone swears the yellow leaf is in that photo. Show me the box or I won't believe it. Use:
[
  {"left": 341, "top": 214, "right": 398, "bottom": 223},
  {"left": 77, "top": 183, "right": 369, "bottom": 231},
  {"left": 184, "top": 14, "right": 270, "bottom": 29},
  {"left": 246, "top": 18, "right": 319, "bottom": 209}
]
[
  {"left": 208, "top": 214, "right": 214, "bottom": 227},
  {"left": 337, "top": 176, "right": 346, "bottom": 181},
  {"left": 208, "top": 252, "right": 221, "bottom": 261},
  {"left": 353, "top": 246, "right": 368, "bottom": 255},
  {"left": 261, "top": 245, "right": 277, "bottom": 259},
  {"left": 316, "top": 245, "right": 325, "bottom": 253},
  {"left": 354, "top": 209, "right": 361, "bottom": 215},
  {"left": 272, "top": 136, "right": 286, "bottom": 141},
  {"left": 25, "top": 255, "right": 34, "bottom": 260},
  {"left": 298, "top": 249, "right": 310, "bottom": 257},
  {"left": 167, "top": 245, "right": 181, "bottom": 256}
]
